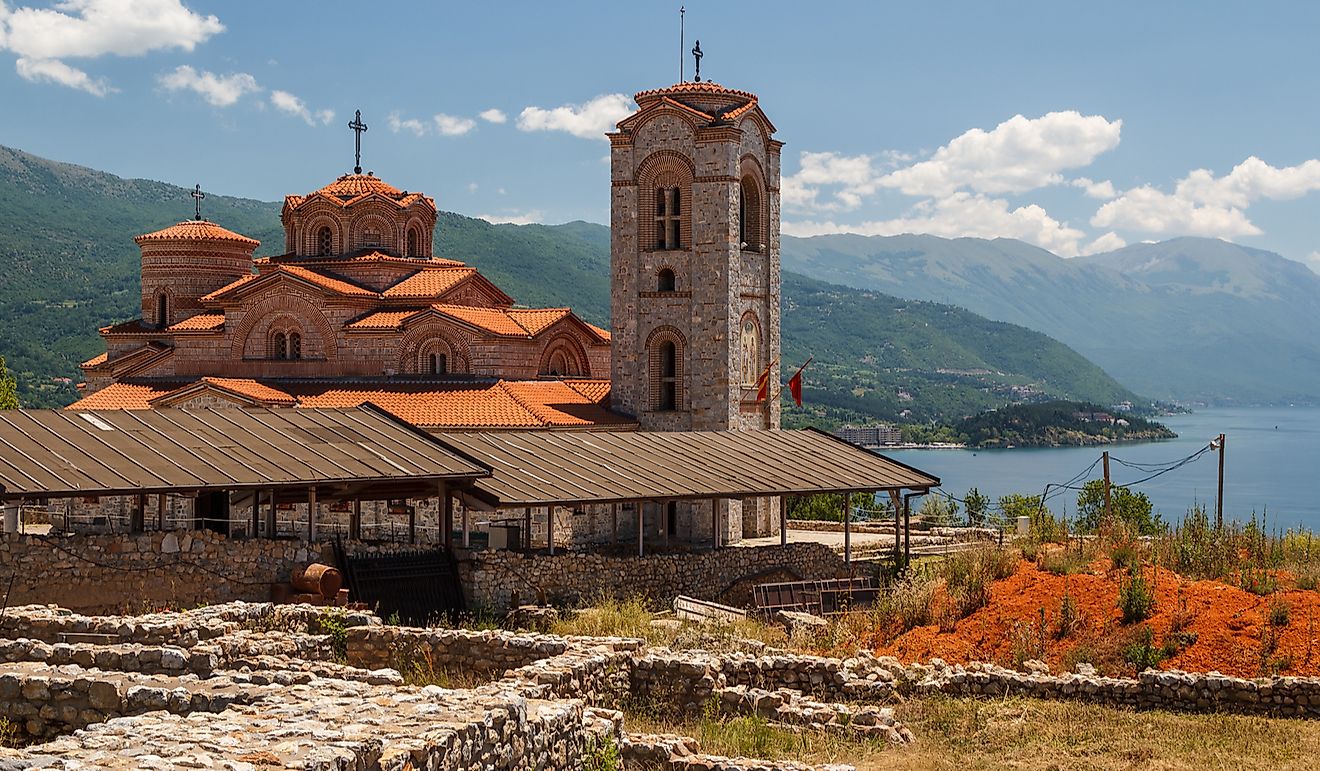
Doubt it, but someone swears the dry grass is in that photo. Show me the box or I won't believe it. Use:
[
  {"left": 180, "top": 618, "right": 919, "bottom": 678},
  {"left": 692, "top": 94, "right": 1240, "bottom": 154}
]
[
  {"left": 627, "top": 695, "right": 1320, "bottom": 770},
  {"left": 546, "top": 596, "right": 790, "bottom": 652}
]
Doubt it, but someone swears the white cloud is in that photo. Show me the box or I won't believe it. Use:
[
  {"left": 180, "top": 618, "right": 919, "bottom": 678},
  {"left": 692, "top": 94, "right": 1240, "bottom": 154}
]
[
  {"left": 1091, "top": 185, "right": 1260, "bottom": 238},
  {"left": 433, "top": 113, "right": 475, "bottom": 136},
  {"left": 1080, "top": 231, "right": 1126, "bottom": 256},
  {"left": 1071, "top": 177, "right": 1116, "bottom": 199},
  {"left": 158, "top": 64, "right": 258, "bottom": 107},
  {"left": 0, "top": 0, "right": 223, "bottom": 94},
  {"left": 881, "top": 111, "right": 1122, "bottom": 198},
  {"left": 479, "top": 108, "right": 506, "bottom": 124},
  {"left": 1302, "top": 252, "right": 1320, "bottom": 275},
  {"left": 270, "top": 89, "right": 333, "bottom": 126},
  {"left": 467, "top": 182, "right": 478, "bottom": 193},
  {"left": 15, "top": 56, "right": 111, "bottom": 95},
  {"left": 782, "top": 151, "right": 882, "bottom": 212},
  {"left": 387, "top": 111, "right": 426, "bottom": 137},
  {"left": 477, "top": 209, "right": 544, "bottom": 226},
  {"left": 517, "top": 93, "right": 632, "bottom": 140},
  {"left": 785, "top": 192, "right": 1087, "bottom": 257},
  {"left": 1093, "top": 156, "right": 1320, "bottom": 239}
]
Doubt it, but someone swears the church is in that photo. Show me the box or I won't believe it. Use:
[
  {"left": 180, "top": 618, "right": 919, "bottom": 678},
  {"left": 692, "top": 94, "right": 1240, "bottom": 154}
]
[{"left": 69, "top": 74, "right": 785, "bottom": 545}]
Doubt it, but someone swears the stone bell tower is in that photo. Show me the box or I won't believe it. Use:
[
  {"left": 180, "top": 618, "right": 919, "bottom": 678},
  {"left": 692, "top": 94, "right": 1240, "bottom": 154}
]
[{"left": 608, "top": 76, "right": 783, "bottom": 538}]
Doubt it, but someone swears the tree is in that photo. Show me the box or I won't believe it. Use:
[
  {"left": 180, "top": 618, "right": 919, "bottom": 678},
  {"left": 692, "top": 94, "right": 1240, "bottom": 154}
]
[
  {"left": 964, "top": 487, "right": 990, "bottom": 526},
  {"left": 0, "top": 355, "right": 18, "bottom": 410},
  {"left": 786, "top": 493, "right": 848, "bottom": 522},
  {"left": 1075, "top": 479, "right": 1162, "bottom": 535},
  {"left": 918, "top": 495, "right": 959, "bottom": 527}
]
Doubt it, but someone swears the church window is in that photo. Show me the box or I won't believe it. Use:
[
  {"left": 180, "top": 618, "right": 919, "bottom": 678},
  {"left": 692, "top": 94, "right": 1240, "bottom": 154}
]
[
  {"left": 156, "top": 293, "right": 169, "bottom": 328},
  {"left": 658, "top": 341, "right": 677, "bottom": 410},
  {"left": 316, "top": 227, "right": 333, "bottom": 256},
  {"left": 428, "top": 352, "right": 447, "bottom": 375},
  {"left": 655, "top": 187, "right": 681, "bottom": 250},
  {"left": 272, "top": 333, "right": 287, "bottom": 360},
  {"left": 288, "top": 332, "right": 302, "bottom": 360},
  {"left": 407, "top": 229, "right": 420, "bottom": 257},
  {"left": 657, "top": 268, "right": 676, "bottom": 292},
  {"left": 362, "top": 229, "right": 382, "bottom": 248},
  {"left": 740, "top": 315, "right": 761, "bottom": 385},
  {"left": 739, "top": 176, "right": 762, "bottom": 252}
]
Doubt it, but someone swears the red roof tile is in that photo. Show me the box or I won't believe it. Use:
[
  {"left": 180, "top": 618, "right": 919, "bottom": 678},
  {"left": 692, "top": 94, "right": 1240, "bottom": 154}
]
[
  {"left": 67, "top": 382, "right": 176, "bottom": 409},
  {"left": 430, "top": 304, "right": 531, "bottom": 337},
  {"left": 167, "top": 313, "right": 225, "bottom": 332},
  {"left": 563, "top": 379, "right": 611, "bottom": 404},
  {"left": 505, "top": 308, "right": 571, "bottom": 335},
  {"left": 80, "top": 352, "right": 108, "bottom": 369},
  {"left": 202, "top": 265, "right": 375, "bottom": 301},
  {"left": 382, "top": 269, "right": 476, "bottom": 299},
  {"left": 135, "top": 220, "right": 259, "bottom": 248},
  {"left": 345, "top": 310, "right": 421, "bottom": 331},
  {"left": 634, "top": 81, "right": 759, "bottom": 102}
]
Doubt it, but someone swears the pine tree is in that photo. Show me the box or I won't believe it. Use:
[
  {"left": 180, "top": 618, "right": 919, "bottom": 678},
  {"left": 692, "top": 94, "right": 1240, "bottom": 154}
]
[{"left": 0, "top": 355, "right": 20, "bottom": 410}]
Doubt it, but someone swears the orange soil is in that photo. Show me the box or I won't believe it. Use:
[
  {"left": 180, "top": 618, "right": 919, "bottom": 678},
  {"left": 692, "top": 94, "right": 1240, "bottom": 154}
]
[{"left": 876, "top": 558, "right": 1320, "bottom": 678}]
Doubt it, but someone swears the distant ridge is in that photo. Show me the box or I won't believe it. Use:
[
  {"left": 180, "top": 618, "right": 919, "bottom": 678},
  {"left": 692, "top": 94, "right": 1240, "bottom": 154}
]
[{"left": 781, "top": 232, "right": 1320, "bottom": 403}]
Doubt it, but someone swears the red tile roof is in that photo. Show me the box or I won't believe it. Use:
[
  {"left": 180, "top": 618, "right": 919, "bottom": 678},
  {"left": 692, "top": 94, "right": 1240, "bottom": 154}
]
[
  {"left": 634, "top": 81, "right": 759, "bottom": 102},
  {"left": 167, "top": 313, "right": 225, "bottom": 332},
  {"left": 431, "top": 304, "right": 532, "bottom": 337},
  {"left": 202, "top": 265, "right": 375, "bottom": 301},
  {"left": 505, "top": 308, "right": 572, "bottom": 335},
  {"left": 285, "top": 174, "right": 433, "bottom": 210},
  {"left": 382, "top": 269, "right": 476, "bottom": 299},
  {"left": 67, "top": 379, "right": 629, "bottom": 430},
  {"left": 134, "top": 220, "right": 260, "bottom": 248},
  {"left": 80, "top": 352, "right": 108, "bottom": 369},
  {"left": 345, "top": 310, "right": 420, "bottom": 331}
]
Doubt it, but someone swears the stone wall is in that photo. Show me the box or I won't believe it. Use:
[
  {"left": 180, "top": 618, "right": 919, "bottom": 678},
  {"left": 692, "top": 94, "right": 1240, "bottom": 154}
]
[
  {"left": 462, "top": 542, "right": 849, "bottom": 610},
  {"left": 0, "top": 530, "right": 414, "bottom": 613}
]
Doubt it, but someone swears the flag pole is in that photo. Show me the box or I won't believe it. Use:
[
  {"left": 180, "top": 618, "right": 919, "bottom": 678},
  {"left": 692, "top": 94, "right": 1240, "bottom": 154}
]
[{"left": 772, "top": 357, "right": 813, "bottom": 403}]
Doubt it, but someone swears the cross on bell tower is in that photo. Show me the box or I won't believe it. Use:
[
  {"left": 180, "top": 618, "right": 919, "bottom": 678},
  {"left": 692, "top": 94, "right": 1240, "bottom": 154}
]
[
  {"left": 191, "top": 184, "right": 205, "bottom": 221},
  {"left": 692, "top": 40, "right": 703, "bottom": 82},
  {"left": 348, "top": 110, "right": 369, "bottom": 174}
]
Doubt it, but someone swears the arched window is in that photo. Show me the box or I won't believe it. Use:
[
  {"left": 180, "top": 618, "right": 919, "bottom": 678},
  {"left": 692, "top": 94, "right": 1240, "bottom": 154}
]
[
  {"left": 272, "top": 333, "right": 287, "bottom": 360},
  {"left": 288, "top": 332, "right": 302, "bottom": 360},
  {"left": 657, "top": 268, "right": 676, "bottom": 292},
  {"left": 407, "top": 229, "right": 420, "bottom": 257},
  {"left": 739, "top": 176, "right": 762, "bottom": 252},
  {"left": 428, "top": 352, "right": 447, "bottom": 375},
  {"left": 316, "top": 227, "right": 333, "bottom": 256},
  {"left": 658, "top": 341, "right": 677, "bottom": 410},
  {"left": 156, "top": 293, "right": 169, "bottom": 328},
  {"left": 655, "top": 187, "right": 681, "bottom": 250},
  {"left": 362, "top": 229, "right": 382, "bottom": 248}
]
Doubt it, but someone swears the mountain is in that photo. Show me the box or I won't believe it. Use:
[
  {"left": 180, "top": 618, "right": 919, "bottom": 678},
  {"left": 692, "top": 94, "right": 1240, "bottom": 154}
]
[
  {"left": 781, "top": 233, "right": 1320, "bottom": 404},
  {"left": 0, "top": 144, "right": 1138, "bottom": 421}
]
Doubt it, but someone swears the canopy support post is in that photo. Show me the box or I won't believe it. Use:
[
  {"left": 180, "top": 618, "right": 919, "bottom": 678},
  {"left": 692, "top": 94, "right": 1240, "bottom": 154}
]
[
  {"left": 462, "top": 500, "right": 470, "bottom": 548},
  {"left": 307, "top": 487, "right": 317, "bottom": 541},
  {"left": 636, "top": 501, "right": 644, "bottom": 557},
  {"left": 267, "top": 489, "right": 276, "bottom": 539},
  {"left": 548, "top": 506, "right": 556, "bottom": 556},
  {"left": 843, "top": 492, "right": 852, "bottom": 567},
  {"left": 779, "top": 497, "right": 787, "bottom": 546},
  {"left": 350, "top": 499, "right": 361, "bottom": 541},
  {"left": 156, "top": 493, "right": 167, "bottom": 531},
  {"left": 440, "top": 481, "right": 451, "bottom": 550}
]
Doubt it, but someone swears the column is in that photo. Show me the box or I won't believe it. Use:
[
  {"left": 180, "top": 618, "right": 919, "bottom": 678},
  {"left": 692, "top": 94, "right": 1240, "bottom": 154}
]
[
  {"left": 350, "top": 499, "right": 362, "bottom": 541},
  {"left": 842, "top": 492, "right": 852, "bottom": 566},
  {"left": 611, "top": 503, "right": 619, "bottom": 544},
  {"left": 267, "top": 489, "right": 277, "bottom": 539},
  {"left": 780, "top": 496, "right": 788, "bottom": 546},
  {"left": 548, "top": 506, "right": 556, "bottom": 556},
  {"left": 131, "top": 494, "right": 145, "bottom": 534},
  {"left": 461, "top": 501, "right": 470, "bottom": 548},
  {"left": 636, "top": 502, "right": 644, "bottom": 557},
  {"left": 440, "top": 481, "right": 451, "bottom": 549},
  {"left": 156, "top": 493, "right": 167, "bottom": 531},
  {"left": 307, "top": 487, "right": 317, "bottom": 541}
]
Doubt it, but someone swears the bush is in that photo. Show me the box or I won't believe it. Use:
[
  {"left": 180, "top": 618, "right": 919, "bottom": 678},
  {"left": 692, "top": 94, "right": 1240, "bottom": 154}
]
[
  {"left": 939, "top": 546, "right": 1016, "bottom": 627},
  {"left": 1239, "top": 566, "right": 1279, "bottom": 596},
  {"left": 1109, "top": 539, "right": 1141, "bottom": 570},
  {"left": 964, "top": 487, "right": 990, "bottom": 527},
  {"left": 1075, "top": 480, "right": 1163, "bottom": 535},
  {"left": 1056, "top": 592, "right": 1082, "bottom": 639},
  {"left": 1038, "top": 547, "right": 1088, "bottom": 576},
  {"left": 1117, "top": 565, "right": 1156, "bottom": 624},
  {"left": 1268, "top": 597, "right": 1291, "bottom": 628},
  {"left": 1123, "top": 626, "right": 1165, "bottom": 672},
  {"left": 582, "top": 735, "right": 623, "bottom": 771},
  {"left": 313, "top": 607, "right": 349, "bottom": 662}
]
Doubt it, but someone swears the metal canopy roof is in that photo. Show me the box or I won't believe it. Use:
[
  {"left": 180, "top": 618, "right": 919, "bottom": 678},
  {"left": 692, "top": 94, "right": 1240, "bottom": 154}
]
[
  {"left": 431, "top": 427, "right": 939, "bottom": 508},
  {"left": 0, "top": 406, "right": 489, "bottom": 499}
]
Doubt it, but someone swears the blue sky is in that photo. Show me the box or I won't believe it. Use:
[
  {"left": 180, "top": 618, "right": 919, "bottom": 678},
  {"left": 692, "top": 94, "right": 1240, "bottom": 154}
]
[{"left": 3, "top": 1, "right": 1320, "bottom": 265}]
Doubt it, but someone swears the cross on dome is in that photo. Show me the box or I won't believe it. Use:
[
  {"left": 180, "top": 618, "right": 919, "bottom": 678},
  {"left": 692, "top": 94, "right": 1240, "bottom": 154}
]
[
  {"left": 348, "top": 110, "right": 368, "bottom": 175},
  {"left": 191, "top": 183, "right": 205, "bottom": 221}
]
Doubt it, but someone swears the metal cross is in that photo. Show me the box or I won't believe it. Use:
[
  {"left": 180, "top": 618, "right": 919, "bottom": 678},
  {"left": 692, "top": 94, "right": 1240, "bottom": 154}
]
[
  {"left": 191, "top": 184, "right": 205, "bottom": 221},
  {"left": 348, "top": 110, "right": 368, "bottom": 174},
  {"left": 692, "top": 40, "right": 703, "bottom": 82}
]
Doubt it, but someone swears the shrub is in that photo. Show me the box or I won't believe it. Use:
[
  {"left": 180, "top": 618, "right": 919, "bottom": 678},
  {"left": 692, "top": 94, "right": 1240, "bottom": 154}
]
[
  {"left": 964, "top": 487, "right": 990, "bottom": 527},
  {"left": 887, "top": 569, "right": 938, "bottom": 632},
  {"left": 1268, "top": 597, "right": 1291, "bottom": 628},
  {"left": 1123, "top": 626, "right": 1165, "bottom": 672},
  {"left": 1161, "top": 630, "right": 1198, "bottom": 659},
  {"left": 999, "top": 494, "right": 1068, "bottom": 544},
  {"left": 1075, "top": 480, "right": 1163, "bottom": 535},
  {"left": 1009, "top": 613, "right": 1047, "bottom": 671},
  {"left": 940, "top": 546, "right": 1017, "bottom": 625},
  {"left": 1038, "top": 548, "right": 1087, "bottom": 576},
  {"left": 1056, "top": 592, "right": 1082, "bottom": 639},
  {"left": 582, "top": 735, "right": 623, "bottom": 771},
  {"left": 313, "top": 607, "right": 349, "bottom": 662},
  {"left": 1117, "top": 565, "right": 1156, "bottom": 624},
  {"left": 1238, "top": 566, "right": 1279, "bottom": 596},
  {"left": 1109, "top": 539, "right": 1141, "bottom": 570}
]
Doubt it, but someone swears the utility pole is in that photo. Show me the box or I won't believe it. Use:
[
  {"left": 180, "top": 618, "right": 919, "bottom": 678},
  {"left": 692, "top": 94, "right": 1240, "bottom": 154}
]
[
  {"left": 1215, "top": 433, "right": 1226, "bottom": 529},
  {"left": 1102, "top": 451, "right": 1112, "bottom": 528}
]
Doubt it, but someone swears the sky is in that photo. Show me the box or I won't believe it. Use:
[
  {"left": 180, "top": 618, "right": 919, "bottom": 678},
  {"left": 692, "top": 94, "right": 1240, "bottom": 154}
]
[{"left": 3, "top": 1, "right": 1320, "bottom": 267}]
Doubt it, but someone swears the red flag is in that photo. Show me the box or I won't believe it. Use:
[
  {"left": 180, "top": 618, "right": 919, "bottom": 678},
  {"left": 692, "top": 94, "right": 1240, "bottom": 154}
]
[
  {"left": 788, "top": 369, "right": 803, "bottom": 406},
  {"left": 786, "top": 357, "right": 812, "bottom": 407},
  {"left": 754, "top": 362, "right": 774, "bottom": 403}
]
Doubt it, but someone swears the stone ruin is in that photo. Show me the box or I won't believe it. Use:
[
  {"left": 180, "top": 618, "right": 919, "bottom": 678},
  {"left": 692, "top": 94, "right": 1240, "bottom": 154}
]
[
  {"left": 6, "top": 601, "right": 1320, "bottom": 769},
  {"left": 0, "top": 602, "right": 903, "bottom": 770}
]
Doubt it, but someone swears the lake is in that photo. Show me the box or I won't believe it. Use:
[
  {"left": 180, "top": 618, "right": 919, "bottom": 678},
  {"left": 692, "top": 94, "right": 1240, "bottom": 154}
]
[{"left": 882, "top": 407, "right": 1320, "bottom": 530}]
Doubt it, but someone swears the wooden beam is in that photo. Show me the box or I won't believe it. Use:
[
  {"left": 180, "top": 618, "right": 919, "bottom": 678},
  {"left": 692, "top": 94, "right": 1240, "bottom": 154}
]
[
  {"left": 843, "top": 492, "right": 852, "bottom": 566},
  {"left": 307, "top": 487, "right": 317, "bottom": 541},
  {"left": 461, "top": 500, "right": 470, "bottom": 548},
  {"left": 779, "top": 496, "right": 788, "bottom": 546},
  {"left": 636, "top": 502, "right": 644, "bottom": 557},
  {"left": 267, "top": 488, "right": 277, "bottom": 539},
  {"left": 132, "top": 493, "right": 145, "bottom": 534},
  {"left": 156, "top": 493, "right": 166, "bottom": 531},
  {"left": 350, "top": 498, "right": 362, "bottom": 541}
]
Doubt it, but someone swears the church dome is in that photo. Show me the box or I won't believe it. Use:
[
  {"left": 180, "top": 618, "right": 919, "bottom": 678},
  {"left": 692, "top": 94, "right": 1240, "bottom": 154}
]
[
  {"left": 634, "top": 81, "right": 758, "bottom": 104},
  {"left": 135, "top": 219, "right": 260, "bottom": 248},
  {"left": 313, "top": 173, "right": 405, "bottom": 201}
]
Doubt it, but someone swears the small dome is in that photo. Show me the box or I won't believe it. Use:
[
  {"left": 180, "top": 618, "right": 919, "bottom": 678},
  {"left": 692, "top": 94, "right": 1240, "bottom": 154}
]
[
  {"left": 134, "top": 220, "right": 260, "bottom": 248},
  {"left": 634, "top": 81, "right": 759, "bottom": 103},
  {"left": 314, "top": 173, "right": 404, "bottom": 200}
]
